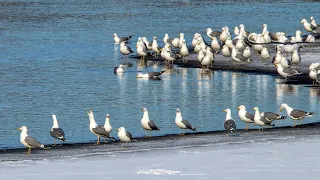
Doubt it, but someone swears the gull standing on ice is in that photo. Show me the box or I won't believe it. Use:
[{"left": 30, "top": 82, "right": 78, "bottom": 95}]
[
  {"left": 175, "top": 109, "right": 196, "bottom": 135},
  {"left": 237, "top": 105, "right": 254, "bottom": 130},
  {"left": 50, "top": 114, "right": 66, "bottom": 146},
  {"left": 252, "top": 107, "right": 275, "bottom": 131},
  {"left": 223, "top": 108, "right": 237, "bottom": 133},
  {"left": 18, "top": 126, "right": 48, "bottom": 155},
  {"left": 280, "top": 103, "right": 314, "bottom": 127},
  {"left": 141, "top": 108, "right": 160, "bottom": 137},
  {"left": 117, "top": 127, "right": 134, "bottom": 148}
]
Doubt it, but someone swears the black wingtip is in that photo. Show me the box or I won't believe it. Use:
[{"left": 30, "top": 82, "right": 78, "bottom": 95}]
[
  {"left": 280, "top": 116, "right": 286, "bottom": 119},
  {"left": 308, "top": 112, "right": 315, "bottom": 116}
]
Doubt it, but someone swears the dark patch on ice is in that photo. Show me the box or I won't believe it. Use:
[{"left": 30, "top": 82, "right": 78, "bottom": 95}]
[{"left": 1, "top": 122, "right": 320, "bottom": 163}]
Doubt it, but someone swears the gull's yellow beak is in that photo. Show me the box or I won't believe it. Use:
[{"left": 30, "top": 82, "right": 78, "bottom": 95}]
[
  {"left": 237, "top": 106, "right": 240, "bottom": 110},
  {"left": 116, "top": 128, "right": 119, "bottom": 132},
  {"left": 279, "top": 107, "right": 283, "bottom": 112},
  {"left": 17, "top": 127, "right": 21, "bottom": 131},
  {"left": 222, "top": 109, "right": 227, "bottom": 112},
  {"left": 252, "top": 108, "right": 255, "bottom": 110},
  {"left": 141, "top": 108, "right": 144, "bottom": 110}
]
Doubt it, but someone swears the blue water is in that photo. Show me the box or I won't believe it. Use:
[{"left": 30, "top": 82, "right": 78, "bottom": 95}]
[{"left": 1, "top": 0, "right": 320, "bottom": 149}]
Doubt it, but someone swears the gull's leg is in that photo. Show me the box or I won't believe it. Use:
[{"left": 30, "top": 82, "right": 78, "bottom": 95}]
[
  {"left": 126, "top": 142, "right": 128, "bottom": 148},
  {"left": 59, "top": 140, "right": 63, "bottom": 146},
  {"left": 145, "top": 130, "right": 148, "bottom": 137},
  {"left": 52, "top": 139, "right": 56, "bottom": 146},
  {"left": 96, "top": 136, "right": 100, "bottom": 145},
  {"left": 27, "top": 147, "right": 31, "bottom": 156},
  {"left": 104, "top": 138, "right": 108, "bottom": 143},
  {"left": 121, "top": 142, "right": 124, "bottom": 148}
]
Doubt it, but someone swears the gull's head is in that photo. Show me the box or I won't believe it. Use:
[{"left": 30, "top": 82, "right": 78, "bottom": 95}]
[
  {"left": 153, "top": 36, "right": 157, "bottom": 40},
  {"left": 176, "top": 108, "right": 181, "bottom": 113},
  {"left": 136, "top": 73, "right": 144, "bottom": 78},
  {"left": 311, "top": 16, "right": 314, "bottom": 21},
  {"left": 300, "top": 19, "right": 307, "bottom": 24},
  {"left": 113, "top": 33, "right": 117, "bottom": 37},
  {"left": 142, "top": 107, "right": 148, "bottom": 112},
  {"left": 252, "top": 107, "right": 259, "bottom": 111},
  {"left": 223, "top": 108, "right": 231, "bottom": 113},
  {"left": 280, "top": 103, "right": 288, "bottom": 111},
  {"left": 116, "top": 127, "right": 125, "bottom": 132},
  {"left": 106, "top": 114, "right": 110, "bottom": 118},
  {"left": 120, "top": 41, "right": 125, "bottom": 46},
  {"left": 119, "top": 64, "right": 123, "bottom": 68},
  {"left": 245, "top": 46, "right": 250, "bottom": 50},
  {"left": 52, "top": 114, "right": 57, "bottom": 119},
  {"left": 87, "top": 109, "right": 93, "bottom": 118},
  {"left": 17, "top": 126, "right": 27, "bottom": 131},
  {"left": 237, "top": 105, "right": 245, "bottom": 111}
]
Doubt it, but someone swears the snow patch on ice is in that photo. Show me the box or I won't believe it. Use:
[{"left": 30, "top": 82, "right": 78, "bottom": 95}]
[{"left": 136, "top": 169, "right": 181, "bottom": 175}]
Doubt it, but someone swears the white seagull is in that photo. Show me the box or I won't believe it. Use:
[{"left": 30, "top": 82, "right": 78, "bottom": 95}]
[
  {"left": 280, "top": 103, "right": 314, "bottom": 127},
  {"left": 175, "top": 109, "right": 196, "bottom": 135},
  {"left": 237, "top": 105, "right": 254, "bottom": 130},
  {"left": 116, "top": 127, "right": 134, "bottom": 148},
  {"left": 141, "top": 108, "right": 160, "bottom": 136},
  {"left": 18, "top": 126, "right": 48, "bottom": 155},
  {"left": 113, "top": 33, "right": 133, "bottom": 44}
]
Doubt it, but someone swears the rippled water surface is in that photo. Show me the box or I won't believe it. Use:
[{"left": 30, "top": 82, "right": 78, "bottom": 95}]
[{"left": 1, "top": 0, "right": 320, "bottom": 149}]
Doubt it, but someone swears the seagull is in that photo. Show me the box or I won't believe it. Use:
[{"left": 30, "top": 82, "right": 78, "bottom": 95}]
[
  {"left": 87, "top": 109, "right": 115, "bottom": 144},
  {"left": 210, "top": 37, "right": 221, "bottom": 52},
  {"left": 291, "top": 49, "right": 301, "bottom": 66},
  {"left": 136, "top": 70, "right": 166, "bottom": 79},
  {"left": 206, "top": 28, "right": 222, "bottom": 39},
  {"left": 136, "top": 43, "right": 150, "bottom": 61},
  {"left": 114, "top": 64, "right": 125, "bottom": 74},
  {"left": 272, "top": 50, "right": 282, "bottom": 64},
  {"left": 18, "top": 126, "right": 48, "bottom": 155},
  {"left": 305, "top": 34, "right": 316, "bottom": 42},
  {"left": 300, "top": 18, "right": 317, "bottom": 32},
  {"left": 152, "top": 36, "right": 161, "bottom": 57},
  {"left": 175, "top": 109, "right": 196, "bottom": 135},
  {"left": 116, "top": 127, "right": 134, "bottom": 148},
  {"left": 260, "top": 47, "right": 271, "bottom": 60},
  {"left": 104, "top": 114, "right": 112, "bottom": 134},
  {"left": 113, "top": 33, "right": 133, "bottom": 44},
  {"left": 243, "top": 46, "right": 252, "bottom": 58},
  {"left": 280, "top": 103, "right": 315, "bottom": 127},
  {"left": 120, "top": 42, "right": 134, "bottom": 58},
  {"left": 231, "top": 46, "right": 250, "bottom": 62},
  {"left": 275, "top": 64, "right": 301, "bottom": 82},
  {"left": 223, "top": 109, "right": 237, "bottom": 133},
  {"left": 237, "top": 105, "right": 254, "bottom": 130},
  {"left": 252, "top": 107, "right": 275, "bottom": 131},
  {"left": 141, "top": 108, "right": 160, "bottom": 137},
  {"left": 294, "top": 30, "right": 303, "bottom": 42},
  {"left": 50, "top": 114, "right": 66, "bottom": 146},
  {"left": 221, "top": 45, "right": 231, "bottom": 57},
  {"left": 180, "top": 39, "right": 189, "bottom": 62}
]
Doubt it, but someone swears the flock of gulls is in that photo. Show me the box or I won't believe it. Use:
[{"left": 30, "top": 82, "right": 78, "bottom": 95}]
[
  {"left": 16, "top": 17, "right": 319, "bottom": 155},
  {"left": 114, "top": 17, "right": 320, "bottom": 84},
  {"left": 18, "top": 103, "right": 314, "bottom": 155}
]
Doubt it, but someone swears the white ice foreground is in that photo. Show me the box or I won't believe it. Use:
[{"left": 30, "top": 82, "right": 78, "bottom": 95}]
[{"left": 1, "top": 135, "right": 320, "bottom": 180}]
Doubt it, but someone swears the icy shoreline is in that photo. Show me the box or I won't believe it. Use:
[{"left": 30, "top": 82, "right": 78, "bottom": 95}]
[{"left": 1, "top": 134, "right": 320, "bottom": 180}]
